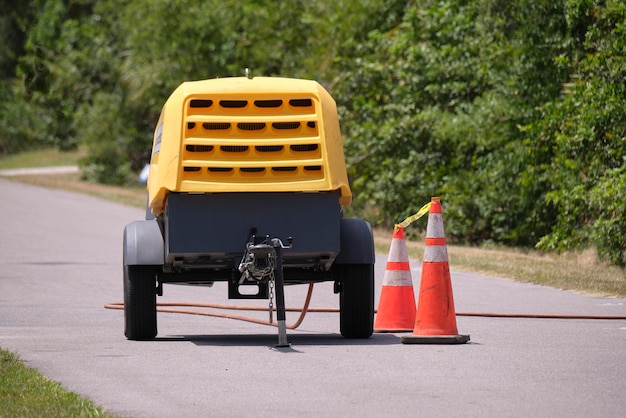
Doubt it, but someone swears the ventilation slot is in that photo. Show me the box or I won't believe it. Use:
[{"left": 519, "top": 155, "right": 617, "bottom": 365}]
[
  {"left": 254, "top": 100, "right": 283, "bottom": 108},
  {"left": 256, "top": 145, "right": 284, "bottom": 152},
  {"left": 184, "top": 167, "right": 201, "bottom": 172},
  {"left": 208, "top": 167, "right": 233, "bottom": 172},
  {"left": 188, "top": 122, "right": 196, "bottom": 129},
  {"left": 190, "top": 99, "right": 213, "bottom": 108},
  {"left": 307, "top": 122, "right": 316, "bottom": 128},
  {"left": 221, "top": 146, "right": 249, "bottom": 153},
  {"left": 186, "top": 145, "right": 214, "bottom": 152},
  {"left": 273, "top": 122, "right": 301, "bottom": 130},
  {"left": 220, "top": 100, "right": 247, "bottom": 108},
  {"left": 289, "top": 99, "right": 312, "bottom": 107},
  {"left": 203, "top": 122, "right": 231, "bottom": 130},
  {"left": 291, "top": 144, "right": 318, "bottom": 152},
  {"left": 272, "top": 167, "right": 297, "bottom": 172},
  {"left": 240, "top": 167, "right": 265, "bottom": 173},
  {"left": 304, "top": 166, "right": 322, "bottom": 171},
  {"left": 238, "top": 122, "right": 266, "bottom": 131}
]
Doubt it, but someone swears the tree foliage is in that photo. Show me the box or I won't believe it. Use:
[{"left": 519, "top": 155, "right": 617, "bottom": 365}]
[
  {"left": 530, "top": 0, "right": 626, "bottom": 265},
  {"left": 336, "top": 0, "right": 570, "bottom": 247},
  {"left": 1, "top": 0, "right": 624, "bottom": 265}
]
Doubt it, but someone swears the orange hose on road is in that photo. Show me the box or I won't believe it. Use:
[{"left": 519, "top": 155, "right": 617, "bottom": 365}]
[
  {"left": 105, "top": 283, "right": 626, "bottom": 329},
  {"left": 105, "top": 283, "right": 317, "bottom": 329},
  {"left": 456, "top": 312, "right": 626, "bottom": 320}
]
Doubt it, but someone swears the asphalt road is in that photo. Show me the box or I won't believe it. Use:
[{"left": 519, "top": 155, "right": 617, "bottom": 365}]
[{"left": 1, "top": 178, "right": 626, "bottom": 417}]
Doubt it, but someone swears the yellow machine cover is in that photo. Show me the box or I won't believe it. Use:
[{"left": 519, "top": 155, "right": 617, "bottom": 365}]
[{"left": 147, "top": 77, "right": 352, "bottom": 215}]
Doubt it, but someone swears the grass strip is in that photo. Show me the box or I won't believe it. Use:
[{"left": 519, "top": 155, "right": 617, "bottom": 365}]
[
  {"left": 0, "top": 349, "right": 118, "bottom": 417},
  {"left": 374, "top": 231, "right": 626, "bottom": 298},
  {"left": 0, "top": 148, "right": 86, "bottom": 170}
]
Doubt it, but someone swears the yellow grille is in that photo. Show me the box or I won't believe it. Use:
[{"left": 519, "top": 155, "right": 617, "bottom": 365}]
[{"left": 180, "top": 95, "right": 325, "bottom": 185}]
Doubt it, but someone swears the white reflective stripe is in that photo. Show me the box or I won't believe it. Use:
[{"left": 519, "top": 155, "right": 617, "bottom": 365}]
[
  {"left": 382, "top": 269, "right": 413, "bottom": 286},
  {"left": 387, "top": 238, "right": 408, "bottom": 262},
  {"left": 426, "top": 213, "right": 445, "bottom": 238},
  {"left": 423, "top": 245, "right": 448, "bottom": 262}
]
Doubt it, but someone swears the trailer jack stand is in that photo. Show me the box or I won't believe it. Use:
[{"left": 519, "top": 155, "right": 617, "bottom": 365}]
[
  {"left": 239, "top": 236, "right": 293, "bottom": 347},
  {"left": 272, "top": 240, "right": 290, "bottom": 348}
]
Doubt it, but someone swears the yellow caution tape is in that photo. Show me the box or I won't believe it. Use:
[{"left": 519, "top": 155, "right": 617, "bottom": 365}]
[{"left": 395, "top": 202, "right": 431, "bottom": 230}]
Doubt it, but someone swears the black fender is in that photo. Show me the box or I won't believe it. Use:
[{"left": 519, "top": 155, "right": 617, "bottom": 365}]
[
  {"left": 334, "top": 218, "right": 375, "bottom": 265},
  {"left": 123, "top": 220, "right": 164, "bottom": 266}
]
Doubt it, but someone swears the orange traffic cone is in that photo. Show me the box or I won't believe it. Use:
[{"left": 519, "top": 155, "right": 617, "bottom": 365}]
[
  {"left": 374, "top": 226, "right": 417, "bottom": 332},
  {"left": 402, "top": 197, "right": 470, "bottom": 344}
]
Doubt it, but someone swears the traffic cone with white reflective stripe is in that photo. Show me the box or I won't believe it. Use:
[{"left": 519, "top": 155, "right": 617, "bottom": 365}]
[
  {"left": 374, "top": 226, "right": 416, "bottom": 332},
  {"left": 402, "top": 197, "right": 470, "bottom": 344}
]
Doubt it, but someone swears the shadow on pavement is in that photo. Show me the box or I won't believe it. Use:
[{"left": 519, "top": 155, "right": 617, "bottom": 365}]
[{"left": 152, "top": 332, "right": 402, "bottom": 348}]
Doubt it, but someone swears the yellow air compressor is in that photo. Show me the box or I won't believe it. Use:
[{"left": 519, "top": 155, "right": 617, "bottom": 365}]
[{"left": 122, "top": 76, "right": 374, "bottom": 342}]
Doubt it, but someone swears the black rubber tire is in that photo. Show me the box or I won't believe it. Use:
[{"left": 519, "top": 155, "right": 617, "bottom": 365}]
[
  {"left": 124, "top": 265, "right": 158, "bottom": 340},
  {"left": 339, "top": 263, "right": 375, "bottom": 338}
]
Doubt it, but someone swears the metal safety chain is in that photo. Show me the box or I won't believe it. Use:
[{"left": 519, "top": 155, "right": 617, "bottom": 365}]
[
  {"left": 268, "top": 255, "right": 276, "bottom": 324},
  {"left": 238, "top": 241, "right": 277, "bottom": 324},
  {"left": 238, "top": 244, "right": 274, "bottom": 281}
]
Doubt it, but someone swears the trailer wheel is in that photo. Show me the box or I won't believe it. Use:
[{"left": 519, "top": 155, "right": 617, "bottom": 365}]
[
  {"left": 339, "top": 264, "right": 374, "bottom": 338},
  {"left": 124, "top": 265, "right": 158, "bottom": 340}
]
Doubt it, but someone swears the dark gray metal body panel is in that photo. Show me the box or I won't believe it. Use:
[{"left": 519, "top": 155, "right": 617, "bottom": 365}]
[
  {"left": 164, "top": 192, "right": 341, "bottom": 269},
  {"left": 123, "top": 220, "right": 164, "bottom": 266}
]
